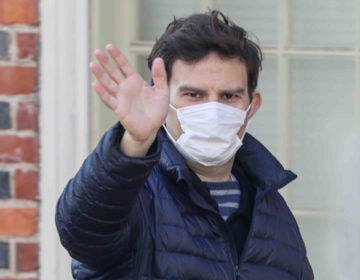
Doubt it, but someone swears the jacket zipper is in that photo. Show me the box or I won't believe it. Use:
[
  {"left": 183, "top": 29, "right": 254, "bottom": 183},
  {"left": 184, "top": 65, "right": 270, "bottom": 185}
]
[
  {"left": 234, "top": 264, "right": 241, "bottom": 279},
  {"left": 227, "top": 228, "right": 241, "bottom": 280},
  {"left": 214, "top": 213, "right": 241, "bottom": 280},
  {"left": 236, "top": 195, "right": 258, "bottom": 267},
  {"left": 187, "top": 179, "right": 244, "bottom": 279}
]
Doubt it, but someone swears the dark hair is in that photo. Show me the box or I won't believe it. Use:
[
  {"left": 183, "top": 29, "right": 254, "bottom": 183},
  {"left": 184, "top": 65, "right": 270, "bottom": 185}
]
[{"left": 147, "top": 10, "right": 263, "bottom": 95}]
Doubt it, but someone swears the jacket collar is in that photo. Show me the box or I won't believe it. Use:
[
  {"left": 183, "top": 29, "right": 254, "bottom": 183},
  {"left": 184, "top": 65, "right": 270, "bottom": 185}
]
[
  {"left": 157, "top": 128, "right": 296, "bottom": 192},
  {"left": 234, "top": 133, "right": 297, "bottom": 192},
  {"left": 157, "top": 128, "right": 193, "bottom": 182},
  {"left": 158, "top": 128, "right": 220, "bottom": 214}
]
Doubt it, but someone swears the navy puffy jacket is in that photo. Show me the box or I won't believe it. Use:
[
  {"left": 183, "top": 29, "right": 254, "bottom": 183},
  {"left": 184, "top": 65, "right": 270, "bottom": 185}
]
[{"left": 56, "top": 123, "right": 314, "bottom": 279}]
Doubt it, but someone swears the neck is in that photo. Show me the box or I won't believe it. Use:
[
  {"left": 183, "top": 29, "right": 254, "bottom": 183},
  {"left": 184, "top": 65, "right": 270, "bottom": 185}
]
[{"left": 187, "top": 158, "right": 235, "bottom": 182}]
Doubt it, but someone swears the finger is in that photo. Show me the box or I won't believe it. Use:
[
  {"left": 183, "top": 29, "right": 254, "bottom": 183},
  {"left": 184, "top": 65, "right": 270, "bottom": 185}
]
[
  {"left": 152, "top": 58, "right": 168, "bottom": 92},
  {"left": 89, "top": 62, "right": 119, "bottom": 95},
  {"left": 106, "top": 44, "right": 136, "bottom": 78},
  {"left": 94, "top": 49, "right": 124, "bottom": 84},
  {"left": 92, "top": 82, "right": 118, "bottom": 110}
]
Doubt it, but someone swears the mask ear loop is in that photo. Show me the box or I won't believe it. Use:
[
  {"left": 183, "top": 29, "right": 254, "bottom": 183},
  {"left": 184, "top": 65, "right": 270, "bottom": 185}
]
[
  {"left": 169, "top": 104, "right": 177, "bottom": 111},
  {"left": 246, "top": 104, "right": 252, "bottom": 113},
  {"left": 162, "top": 124, "right": 178, "bottom": 144},
  {"left": 240, "top": 104, "right": 252, "bottom": 141},
  {"left": 162, "top": 104, "right": 179, "bottom": 144}
]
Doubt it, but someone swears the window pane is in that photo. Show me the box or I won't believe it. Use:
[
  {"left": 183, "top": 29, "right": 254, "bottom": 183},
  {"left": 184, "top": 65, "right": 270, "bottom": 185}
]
[
  {"left": 292, "top": 0, "right": 355, "bottom": 48},
  {"left": 90, "top": 0, "right": 121, "bottom": 148},
  {"left": 218, "top": 0, "right": 277, "bottom": 46},
  {"left": 137, "top": 55, "right": 151, "bottom": 83},
  {"left": 298, "top": 216, "right": 360, "bottom": 279},
  {"left": 248, "top": 57, "right": 278, "bottom": 155},
  {"left": 290, "top": 58, "right": 358, "bottom": 209},
  {"left": 139, "top": 0, "right": 201, "bottom": 41}
]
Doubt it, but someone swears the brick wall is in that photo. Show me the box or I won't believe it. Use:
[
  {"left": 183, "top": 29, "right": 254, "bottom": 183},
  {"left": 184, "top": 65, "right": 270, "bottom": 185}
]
[{"left": 0, "top": 0, "right": 39, "bottom": 279}]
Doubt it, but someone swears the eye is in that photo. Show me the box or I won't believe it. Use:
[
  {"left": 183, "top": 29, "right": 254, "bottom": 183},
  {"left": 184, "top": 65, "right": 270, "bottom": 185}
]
[
  {"left": 222, "top": 93, "right": 238, "bottom": 100},
  {"left": 185, "top": 92, "right": 201, "bottom": 99}
]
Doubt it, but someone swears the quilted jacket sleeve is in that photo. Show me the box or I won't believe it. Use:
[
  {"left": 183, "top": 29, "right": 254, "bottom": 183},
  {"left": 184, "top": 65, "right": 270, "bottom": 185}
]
[{"left": 55, "top": 123, "right": 161, "bottom": 268}]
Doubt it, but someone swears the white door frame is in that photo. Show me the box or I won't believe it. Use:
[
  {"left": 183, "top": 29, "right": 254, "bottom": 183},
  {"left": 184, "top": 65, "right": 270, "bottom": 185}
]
[{"left": 39, "top": 0, "right": 89, "bottom": 279}]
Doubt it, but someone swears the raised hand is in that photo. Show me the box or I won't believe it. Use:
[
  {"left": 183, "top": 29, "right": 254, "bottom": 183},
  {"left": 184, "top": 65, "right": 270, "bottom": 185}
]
[{"left": 90, "top": 44, "right": 169, "bottom": 156}]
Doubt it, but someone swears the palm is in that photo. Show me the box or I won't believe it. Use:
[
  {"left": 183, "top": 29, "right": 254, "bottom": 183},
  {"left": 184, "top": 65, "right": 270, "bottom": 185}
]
[
  {"left": 90, "top": 44, "right": 169, "bottom": 142},
  {"left": 113, "top": 73, "right": 169, "bottom": 141}
]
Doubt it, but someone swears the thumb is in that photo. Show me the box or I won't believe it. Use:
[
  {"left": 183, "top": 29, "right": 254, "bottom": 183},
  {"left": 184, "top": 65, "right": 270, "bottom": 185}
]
[{"left": 152, "top": 58, "right": 168, "bottom": 92}]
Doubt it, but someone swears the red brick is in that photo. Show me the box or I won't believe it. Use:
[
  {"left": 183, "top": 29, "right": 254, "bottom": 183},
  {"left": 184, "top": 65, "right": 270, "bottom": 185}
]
[
  {"left": 0, "top": 207, "right": 38, "bottom": 237},
  {"left": 14, "top": 169, "right": 38, "bottom": 200},
  {"left": 0, "top": 135, "right": 38, "bottom": 164},
  {"left": 16, "top": 243, "right": 38, "bottom": 272},
  {"left": 17, "top": 102, "right": 38, "bottom": 131},
  {"left": 17, "top": 33, "right": 38, "bottom": 60},
  {"left": 0, "top": 0, "right": 38, "bottom": 25},
  {"left": 0, "top": 67, "right": 37, "bottom": 95}
]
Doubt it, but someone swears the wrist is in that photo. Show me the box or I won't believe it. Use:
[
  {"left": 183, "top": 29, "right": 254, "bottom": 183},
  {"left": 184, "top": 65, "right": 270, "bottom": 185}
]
[{"left": 120, "top": 131, "right": 157, "bottom": 157}]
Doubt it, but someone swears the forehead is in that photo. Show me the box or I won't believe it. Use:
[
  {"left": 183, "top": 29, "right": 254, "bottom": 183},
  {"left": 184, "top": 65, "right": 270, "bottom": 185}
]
[{"left": 169, "top": 52, "right": 248, "bottom": 89}]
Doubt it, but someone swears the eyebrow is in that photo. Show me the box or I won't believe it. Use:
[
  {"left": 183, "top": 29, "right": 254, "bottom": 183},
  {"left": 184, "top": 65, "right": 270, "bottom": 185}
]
[
  {"left": 178, "top": 85, "right": 206, "bottom": 94},
  {"left": 177, "top": 85, "right": 246, "bottom": 95},
  {"left": 220, "top": 87, "right": 246, "bottom": 95}
]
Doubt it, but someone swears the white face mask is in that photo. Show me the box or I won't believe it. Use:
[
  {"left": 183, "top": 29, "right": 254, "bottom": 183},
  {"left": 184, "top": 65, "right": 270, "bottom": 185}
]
[{"left": 164, "top": 101, "right": 251, "bottom": 167}]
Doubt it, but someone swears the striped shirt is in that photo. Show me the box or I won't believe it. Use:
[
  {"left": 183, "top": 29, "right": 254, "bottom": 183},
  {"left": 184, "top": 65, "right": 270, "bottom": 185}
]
[{"left": 206, "top": 179, "right": 241, "bottom": 220}]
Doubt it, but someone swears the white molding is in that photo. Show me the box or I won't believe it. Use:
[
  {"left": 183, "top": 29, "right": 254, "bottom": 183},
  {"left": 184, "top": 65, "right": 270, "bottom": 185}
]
[{"left": 39, "top": 0, "right": 89, "bottom": 279}]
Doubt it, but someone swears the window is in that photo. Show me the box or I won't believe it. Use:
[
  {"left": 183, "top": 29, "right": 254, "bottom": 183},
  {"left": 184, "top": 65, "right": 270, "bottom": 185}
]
[{"left": 90, "top": 1, "right": 360, "bottom": 278}]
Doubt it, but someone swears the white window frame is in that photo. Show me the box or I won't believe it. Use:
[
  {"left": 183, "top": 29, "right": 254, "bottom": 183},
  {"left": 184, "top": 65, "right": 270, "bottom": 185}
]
[{"left": 39, "top": 0, "right": 89, "bottom": 279}]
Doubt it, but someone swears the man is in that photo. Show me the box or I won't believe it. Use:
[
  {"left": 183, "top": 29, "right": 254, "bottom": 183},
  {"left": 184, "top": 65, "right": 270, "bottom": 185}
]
[{"left": 56, "top": 10, "right": 313, "bottom": 279}]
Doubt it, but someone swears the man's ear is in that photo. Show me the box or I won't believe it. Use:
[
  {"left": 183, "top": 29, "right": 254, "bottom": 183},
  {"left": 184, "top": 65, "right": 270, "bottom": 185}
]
[{"left": 247, "top": 91, "right": 262, "bottom": 120}]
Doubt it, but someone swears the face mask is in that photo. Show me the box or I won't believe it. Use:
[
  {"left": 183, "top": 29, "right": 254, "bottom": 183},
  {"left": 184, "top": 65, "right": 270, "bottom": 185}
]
[{"left": 163, "top": 101, "right": 251, "bottom": 167}]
